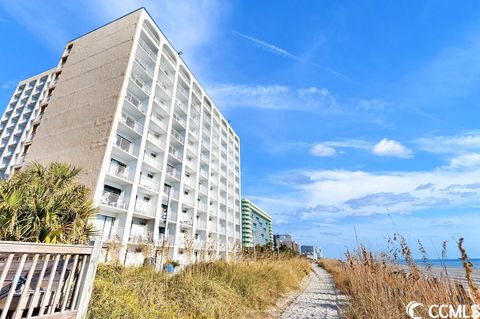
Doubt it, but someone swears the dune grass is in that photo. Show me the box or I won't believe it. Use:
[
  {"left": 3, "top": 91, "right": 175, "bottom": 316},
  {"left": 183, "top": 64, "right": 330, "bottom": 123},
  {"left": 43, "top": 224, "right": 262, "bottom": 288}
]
[
  {"left": 88, "top": 256, "right": 311, "bottom": 319},
  {"left": 318, "top": 235, "right": 480, "bottom": 319}
]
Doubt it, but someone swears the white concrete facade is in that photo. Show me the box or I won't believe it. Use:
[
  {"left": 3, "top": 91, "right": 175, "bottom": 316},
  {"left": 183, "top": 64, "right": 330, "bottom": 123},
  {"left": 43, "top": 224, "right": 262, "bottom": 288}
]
[{"left": 0, "top": 9, "right": 242, "bottom": 266}]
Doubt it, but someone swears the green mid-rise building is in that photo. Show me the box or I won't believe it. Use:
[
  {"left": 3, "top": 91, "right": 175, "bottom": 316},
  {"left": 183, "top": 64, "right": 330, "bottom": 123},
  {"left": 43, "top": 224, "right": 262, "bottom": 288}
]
[{"left": 241, "top": 199, "right": 273, "bottom": 247}]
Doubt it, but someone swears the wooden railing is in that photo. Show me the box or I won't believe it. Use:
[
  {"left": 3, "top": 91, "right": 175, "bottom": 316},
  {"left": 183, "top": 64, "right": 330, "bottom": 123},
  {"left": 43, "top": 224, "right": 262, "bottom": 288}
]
[{"left": 0, "top": 241, "right": 101, "bottom": 319}]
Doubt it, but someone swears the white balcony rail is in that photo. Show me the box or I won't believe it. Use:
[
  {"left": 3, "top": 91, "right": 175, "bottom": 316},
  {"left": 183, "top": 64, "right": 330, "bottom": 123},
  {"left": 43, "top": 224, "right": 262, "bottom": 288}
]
[
  {"left": 172, "top": 113, "right": 186, "bottom": 127},
  {"left": 174, "top": 99, "right": 188, "bottom": 113},
  {"left": 180, "top": 214, "right": 193, "bottom": 226},
  {"left": 134, "top": 57, "right": 154, "bottom": 77},
  {"left": 101, "top": 190, "right": 127, "bottom": 210},
  {"left": 114, "top": 135, "right": 138, "bottom": 156},
  {"left": 143, "top": 153, "right": 162, "bottom": 169},
  {"left": 166, "top": 166, "right": 181, "bottom": 180},
  {"left": 125, "top": 91, "right": 146, "bottom": 113},
  {"left": 177, "top": 86, "right": 189, "bottom": 99},
  {"left": 169, "top": 146, "right": 183, "bottom": 161},
  {"left": 120, "top": 112, "right": 143, "bottom": 133},
  {"left": 130, "top": 73, "right": 151, "bottom": 95},
  {"left": 147, "top": 132, "right": 164, "bottom": 148},
  {"left": 170, "top": 128, "right": 185, "bottom": 144},
  {"left": 150, "top": 111, "right": 168, "bottom": 130},
  {"left": 134, "top": 201, "right": 155, "bottom": 217},
  {"left": 159, "top": 66, "right": 174, "bottom": 82},
  {"left": 157, "top": 81, "right": 171, "bottom": 97},
  {"left": 138, "top": 38, "right": 157, "bottom": 60},
  {"left": 108, "top": 162, "right": 130, "bottom": 180},
  {"left": 198, "top": 202, "right": 207, "bottom": 212},
  {"left": 139, "top": 175, "right": 160, "bottom": 191}
]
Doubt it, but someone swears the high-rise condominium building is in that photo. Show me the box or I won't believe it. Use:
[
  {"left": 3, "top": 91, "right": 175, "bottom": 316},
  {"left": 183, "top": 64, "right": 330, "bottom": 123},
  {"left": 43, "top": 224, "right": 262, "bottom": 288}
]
[
  {"left": 241, "top": 199, "right": 273, "bottom": 247},
  {"left": 0, "top": 68, "right": 55, "bottom": 179},
  {"left": 0, "top": 8, "right": 242, "bottom": 266}
]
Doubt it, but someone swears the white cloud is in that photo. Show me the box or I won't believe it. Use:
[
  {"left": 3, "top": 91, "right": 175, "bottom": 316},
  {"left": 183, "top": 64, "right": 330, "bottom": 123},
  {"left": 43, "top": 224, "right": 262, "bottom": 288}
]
[
  {"left": 372, "top": 138, "right": 413, "bottom": 159},
  {"left": 448, "top": 153, "right": 480, "bottom": 168},
  {"left": 289, "top": 167, "right": 480, "bottom": 219},
  {"left": 208, "top": 84, "right": 338, "bottom": 111},
  {"left": 417, "top": 132, "right": 480, "bottom": 154},
  {"left": 310, "top": 144, "right": 337, "bottom": 157}
]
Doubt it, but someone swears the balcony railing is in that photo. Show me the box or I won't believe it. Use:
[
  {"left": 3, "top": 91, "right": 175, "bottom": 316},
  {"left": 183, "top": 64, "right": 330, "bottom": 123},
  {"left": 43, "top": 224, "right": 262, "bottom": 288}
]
[
  {"left": 125, "top": 91, "right": 146, "bottom": 113},
  {"left": 199, "top": 184, "right": 208, "bottom": 194},
  {"left": 135, "top": 201, "right": 155, "bottom": 217},
  {"left": 170, "top": 128, "right": 185, "bottom": 144},
  {"left": 200, "top": 152, "right": 209, "bottom": 163},
  {"left": 120, "top": 112, "right": 143, "bottom": 133},
  {"left": 138, "top": 38, "right": 157, "bottom": 60},
  {"left": 166, "top": 166, "right": 181, "bottom": 180},
  {"left": 197, "top": 220, "right": 207, "bottom": 229},
  {"left": 114, "top": 135, "right": 138, "bottom": 156},
  {"left": 174, "top": 99, "right": 188, "bottom": 113},
  {"left": 180, "top": 214, "right": 193, "bottom": 226},
  {"left": 147, "top": 132, "right": 164, "bottom": 148},
  {"left": 130, "top": 73, "right": 151, "bottom": 95},
  {"left": 150, "top": 111, "right": 168, "bottom": 130},
  {"left": 101, "top": 190, "right": 127, "bottom": 210},
  {"left": 198, "top": 202, "right": 207, "bottom": 212},
  {"left": 157, "top": 81, "right": 171, "bottom": 97},
  {"left": 139, "top": 175, "right": 160, "bottom": 191},
  {"left": 177, "top": 86, "right": 189, "bottom": 100},
  {"left": 134, "top": 57, "right": 154, "bottom": 77},
  {"left": 108, "top": 162, "right": 130, "bottom": 180},
  {"left": 159, "top": 66, "right": 174, "bottom": 82},
  {"left": 200, "top": 169, "right": 209, "bottom": 179},
  {"left": 169, "top": 146, "right": 183, "bottom": 161},
  {"left": 172, "top": 113, "right": 186, "bottom": 127},
  {"left": 143, "top": 152, "right": 162, "bottom": 170}
]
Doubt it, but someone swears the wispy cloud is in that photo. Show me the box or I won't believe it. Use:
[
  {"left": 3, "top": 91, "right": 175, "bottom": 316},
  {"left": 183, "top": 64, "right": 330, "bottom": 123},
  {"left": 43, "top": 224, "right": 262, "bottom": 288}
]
[
  {"left": 232, "top": 30, "right": 355, "bottom": 83},
  {"left": 310, "top": 144, "right": 337, "bottom": 157},
  {"left": 208, "top": 84, "right": 338, "bottom": 111},
  {"left": 416, "top": 132, "right": 480, "bottom": 154}
]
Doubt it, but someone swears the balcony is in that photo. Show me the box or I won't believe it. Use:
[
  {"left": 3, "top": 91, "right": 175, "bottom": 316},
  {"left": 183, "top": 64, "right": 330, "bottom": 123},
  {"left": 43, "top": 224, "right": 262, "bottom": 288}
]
[
  {"left": 174, "top": 99, "right": 188, "bottom": 114},
  {"left": 130, "top": 73, "right": 151, "bottom": 95},
  {"left": 134, "top": 57, "right": 154, "bottom": 78},
  {"left": 172, "top": 113, "right": 186, "bottom": 128},
  {"left": 143, "top": 152, "right": 162, "bottom": 170},
  {"left": 114, "top": 135, "right": 138, "bottom": 157},
  {"left": 176, "top": 86, "right": 189, "bottom": 102},
  {"left": 197, "top": 220, "right": 207, "bottom": 230},
  {"left": 166, "top": 166, "right": 181, "bottom": 180},
  {"left": 134, "top": 201, "right": 156, "bottom": 218},
  {"left": 125, "top": 91, "right": 146, "bottom": 114},
  {"left": 101, "top": 190, "right": 127, "bottom": 210},
  {"left": 169, "top": 145, "right": 183, "bottom": 160},
  {"left": 179, "top": 214, "right": 193, "bottom": 226},
  {"left": 147, "top": 132, "right": 164, "bottom": 149},
  {"left": 200, "top": 152, "right": 209, "bottom": 163},
  {"left": 138, "top": 38, "right": 157, "bottom": 61},
  {"left": 107, "top": 162, "right": 131, "bottom": 181},
  {"left": 198, "top": 184, "right": 208, "bottom": 195},
  {"left": 170, "top": 128, "right": 185, "bottom": 145},
  {"left": 199, "top": 169, "right": 209, "bottom": 179},
  {"left": 156, "top": 80, "right": 171, "bottom": 97},
  {"left": 139, "top": 175, "right": 160, "bottom": 192},
  {"left": 120, "top": 112, "right": 143, "bottom": 134},
  {"left": 184, "top": 177, "right": 196, "bottom": 189},
  {"left": 198, "top": 202, "right": 207, "bottom": 212},
  {"left": 150, "top": 111, "right": 168, "bottom": 131},
  {"left": 159, "top": 65, "right": 174, "bottom": 82}
]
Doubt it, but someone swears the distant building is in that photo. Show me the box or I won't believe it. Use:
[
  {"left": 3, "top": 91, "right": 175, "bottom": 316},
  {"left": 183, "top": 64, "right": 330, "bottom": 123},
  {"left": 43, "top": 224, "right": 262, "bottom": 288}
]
[
  {"left": 301, "top": 245, "right": 322, "bottom": 259},
  {"left": 241, "top": 199, "right": 273, "bottom": 247},
  {"left": 273, "top": 234, "right": 300, "bottom": 253}
]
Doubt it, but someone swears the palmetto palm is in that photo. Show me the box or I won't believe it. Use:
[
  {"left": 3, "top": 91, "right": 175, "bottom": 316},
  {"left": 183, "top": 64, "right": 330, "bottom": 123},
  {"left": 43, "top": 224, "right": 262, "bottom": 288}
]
[{"left": 0, "top": 162, "right": 97, "bottom": 244}]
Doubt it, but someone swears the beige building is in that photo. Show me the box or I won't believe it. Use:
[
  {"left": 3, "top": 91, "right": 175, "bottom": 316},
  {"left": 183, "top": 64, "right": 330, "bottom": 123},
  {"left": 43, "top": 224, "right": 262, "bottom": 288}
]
[{"left": 0, "top": 8, "right": 242, "bottom": 266}]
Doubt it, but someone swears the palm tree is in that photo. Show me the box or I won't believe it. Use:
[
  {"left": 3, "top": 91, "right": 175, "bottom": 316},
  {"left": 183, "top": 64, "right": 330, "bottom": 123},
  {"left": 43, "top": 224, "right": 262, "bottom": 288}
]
[{"left": 0, "top": 162, "right": 97, "bottom": 244}]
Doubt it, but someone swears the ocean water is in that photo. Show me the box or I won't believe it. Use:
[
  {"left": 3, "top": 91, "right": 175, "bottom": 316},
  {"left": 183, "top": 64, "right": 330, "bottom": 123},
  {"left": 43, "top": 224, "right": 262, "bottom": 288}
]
[{"left": 399, "top": 258, "right": 480, "bottom": 269}]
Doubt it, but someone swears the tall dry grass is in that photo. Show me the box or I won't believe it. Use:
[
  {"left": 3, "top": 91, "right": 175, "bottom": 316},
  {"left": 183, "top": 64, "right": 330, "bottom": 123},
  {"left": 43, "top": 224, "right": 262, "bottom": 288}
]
[
  {"left": 88, "top": 256, "right": 311, "bottom": 319},
  {"left": 318, "top": 235, "right": 479, "bottom": 319}
]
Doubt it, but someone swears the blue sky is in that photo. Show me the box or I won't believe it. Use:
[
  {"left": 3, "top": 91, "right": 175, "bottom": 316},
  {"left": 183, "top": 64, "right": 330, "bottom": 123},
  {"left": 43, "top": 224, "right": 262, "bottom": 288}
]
[{"left": 1, "top": 1, "right": 480, "bottom": 258}]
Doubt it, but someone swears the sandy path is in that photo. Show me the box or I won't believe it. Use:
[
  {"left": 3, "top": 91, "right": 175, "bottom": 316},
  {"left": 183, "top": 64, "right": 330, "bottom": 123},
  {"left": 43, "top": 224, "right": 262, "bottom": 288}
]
[{"left": 279, "top": 265, "right": 347, "bottom": 319}]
